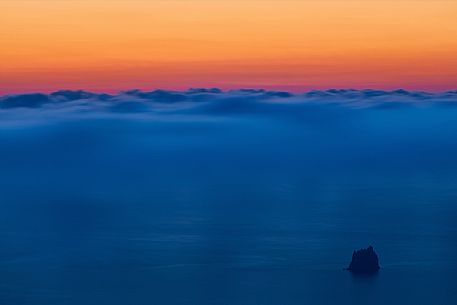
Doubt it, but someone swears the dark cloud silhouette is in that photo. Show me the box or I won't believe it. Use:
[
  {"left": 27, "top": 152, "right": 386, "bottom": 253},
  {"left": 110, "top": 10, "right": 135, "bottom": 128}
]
[
  {"left": 186, "top": 88, "right": 222, "bottom": 94},
  {"left": 122, "top": 89, "right": 189, "bottom": 103},
  {"left": 50, "top": 90, "right": 110, "bottom": 101},
  {"left": 1, "top": 89, "right": 457, "bottom": 118},
  {"left": 0, "top": 93, "right": 51, "bottom": 109}
]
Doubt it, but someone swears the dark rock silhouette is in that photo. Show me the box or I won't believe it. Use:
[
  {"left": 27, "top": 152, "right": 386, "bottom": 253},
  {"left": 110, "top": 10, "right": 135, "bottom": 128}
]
[{"left": 346, "top": 246, "right": 380, "bottom": 274}]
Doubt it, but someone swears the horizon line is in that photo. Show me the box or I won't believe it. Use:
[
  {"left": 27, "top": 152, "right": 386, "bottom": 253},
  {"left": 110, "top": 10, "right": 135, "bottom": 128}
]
[{"left": 2, "top": 87, "right": 457, "bottom": 97}]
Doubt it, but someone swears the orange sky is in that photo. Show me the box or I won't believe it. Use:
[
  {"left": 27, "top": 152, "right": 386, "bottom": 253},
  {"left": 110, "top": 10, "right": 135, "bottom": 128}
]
[{"left": 1, "top": 0, "right": 457, "bottom": 94}]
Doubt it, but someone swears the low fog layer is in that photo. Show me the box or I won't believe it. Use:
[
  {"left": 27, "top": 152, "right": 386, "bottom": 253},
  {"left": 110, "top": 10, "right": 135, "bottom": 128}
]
[
  {"left": 1, "top": 88, "right": 457, "bottom": 178},
  {"left": 1, "top": 89, "right": 457, "bottom": 116}
]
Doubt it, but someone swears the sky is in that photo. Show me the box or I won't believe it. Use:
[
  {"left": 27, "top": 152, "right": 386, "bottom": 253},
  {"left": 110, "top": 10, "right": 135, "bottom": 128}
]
[{"left": 1, "top": 0, "right": 457, "bottom": 94}]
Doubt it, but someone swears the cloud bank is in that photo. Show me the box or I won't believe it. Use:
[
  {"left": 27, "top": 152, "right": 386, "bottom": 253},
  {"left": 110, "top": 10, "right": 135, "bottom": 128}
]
[
  {"left": 2, "top": 87, "right": 457, "bottom": 232},
  {"left": 1, "top": 89, "right": 457, "bottom": 118}
]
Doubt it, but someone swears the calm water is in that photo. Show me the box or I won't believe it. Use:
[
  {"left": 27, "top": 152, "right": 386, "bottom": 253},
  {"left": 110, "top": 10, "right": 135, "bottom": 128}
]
[{"left": 1, "top": 107, "right": 457, "bottom": 304}]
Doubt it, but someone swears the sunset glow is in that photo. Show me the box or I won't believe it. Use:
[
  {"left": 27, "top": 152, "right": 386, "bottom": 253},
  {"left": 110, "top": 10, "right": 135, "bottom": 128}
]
[{"left": 1, "top": 0, "right": 457, "bottom": 94}]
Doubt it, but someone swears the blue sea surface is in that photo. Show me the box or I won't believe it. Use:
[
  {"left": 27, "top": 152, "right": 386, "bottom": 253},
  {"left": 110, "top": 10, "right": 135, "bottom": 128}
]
[{"left": 1, "top": 97, "right": 457, "bottom": 304}]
